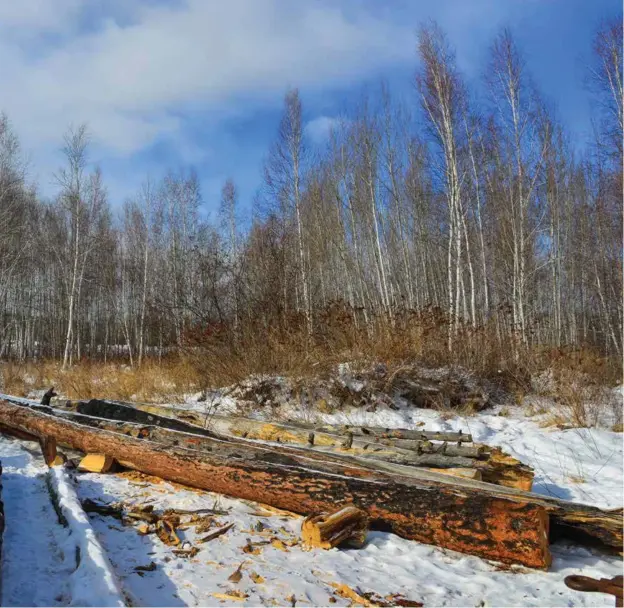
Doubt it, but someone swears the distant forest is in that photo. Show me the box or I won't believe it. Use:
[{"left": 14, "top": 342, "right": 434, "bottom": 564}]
[{"left": 0, "top": 20, "right": 621, "bottom": 370}]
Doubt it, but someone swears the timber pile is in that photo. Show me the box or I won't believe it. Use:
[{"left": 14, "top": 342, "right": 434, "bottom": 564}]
[
  {"left": 0, "top": 396, "right": 622, "bottom": 570},
  {"left": 73, "top": 400, "right": 534, "bottom": 491}
]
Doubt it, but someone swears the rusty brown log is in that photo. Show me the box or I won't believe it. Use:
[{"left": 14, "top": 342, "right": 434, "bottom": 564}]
[
  {"left": 0, "top": 397, "right": 550, "bottom": 568},
  {"left": 8, "top": 402, "right": 530, "bottom": 485},
  {"left": 0, "top": 398, "right": 621, "bottom": 563}
]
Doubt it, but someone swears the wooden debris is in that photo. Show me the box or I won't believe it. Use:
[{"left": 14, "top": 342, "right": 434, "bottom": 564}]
[
  {"left": 78, "top": 453, "right": 116, "bottom": 473},
  {"left": 198, "top": 522, "right": 235, "bottom": 543},
  {"left": 212, "top": 591, "right": 248, "bottom": 602},
  {"left": 135, "top": 522, "right": 153, "bottom": 535},
  {"left": 564, "top": 574, "right": 623, "bottom": 607},
  {"left": 134, "top": 562, "right": 157, "bottom": 572},
  {"left": 331, "top": 583, "right": 371, "bottom": 606},
  {"left": 271, "top": 538, "right": 289, "bottom": 552},
  {"left": 39, "top": 435, "right": 57, "bottom": 466},
  {"left": 250, "top": 572, "right": 265, "bottom": 584},
  {"left": 228, "top": 563, "right": 244, "bottom": 583},
  {"left": 172, "top": 545, "right": 199, "bottom": 558},
  {"left": 51, "top": 452, "right": 67, "bottom": 467},
  {"left": 156, "top": 519, "right": 180, "bottom": 546},
  {"left": 302, "top": 506, "right": 368, "bottom": 550},
  {"left": 425, "top": 467, "right": 482, "bottom": 480},
  {"left": 81, "top": 498, "right": 123, "bottom": 519},
  {"left": 242, "top": 540, "right": 263, "bottom": 555}
]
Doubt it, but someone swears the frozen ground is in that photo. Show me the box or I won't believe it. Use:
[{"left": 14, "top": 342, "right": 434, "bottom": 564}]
[{"left": 0, "top": 397, "right": 622, "bottom": 606}]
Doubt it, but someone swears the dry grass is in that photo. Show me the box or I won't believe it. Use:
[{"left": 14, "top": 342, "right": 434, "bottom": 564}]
[
  {"left": 0, "top": 358, "right": 201, "bottom": 402},
  {"left": 1, "top": 304, "right": 620, "bottom": 429}
]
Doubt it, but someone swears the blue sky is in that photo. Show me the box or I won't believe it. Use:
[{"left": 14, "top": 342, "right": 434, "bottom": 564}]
[{"left": 0, "top": 0, "right": 620, "bottom": 217}]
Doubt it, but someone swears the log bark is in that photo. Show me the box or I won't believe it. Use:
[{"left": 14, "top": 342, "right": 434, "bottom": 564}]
[
  {"left": 425, "top": 468, "right": 482, "bottom": 480},
  {"left": 0, "top": 398, "right": 551, "bottom": 568},
  {"left": 311, "top": 424, "right": 473, "bottom": 443},
  {"left": 301, "top": 506, "right": 368, "bottom": 549}
]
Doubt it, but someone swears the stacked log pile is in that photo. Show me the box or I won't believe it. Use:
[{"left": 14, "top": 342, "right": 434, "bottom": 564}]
[
  {"left": 0, "top": 395, "right": 621, "bottom": 571},
  {"left": 76, "top": 401, "right": 534, "bottom": 491}
]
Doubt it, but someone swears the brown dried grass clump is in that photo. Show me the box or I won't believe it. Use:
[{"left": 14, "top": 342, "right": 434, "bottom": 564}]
[{"left": 0, "top": 358, "right": 201, "bottom": 402}]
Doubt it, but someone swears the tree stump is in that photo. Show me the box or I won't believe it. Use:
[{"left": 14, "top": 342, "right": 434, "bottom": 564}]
[{"left": 301, "top": 506, "right": 368, "bottom": 549}]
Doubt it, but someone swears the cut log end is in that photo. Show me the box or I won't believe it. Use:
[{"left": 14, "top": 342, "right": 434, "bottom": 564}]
[
  {"left": 302, "top": 506, "right": 368, "bottom": 550},
  {"left": 78, "top": 454, "right": 116, "bottom": 473}
]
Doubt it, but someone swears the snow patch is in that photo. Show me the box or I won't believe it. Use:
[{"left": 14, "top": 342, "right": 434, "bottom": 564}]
[{"left": 48, "top": 467, "right": 125, "bottom": 607}]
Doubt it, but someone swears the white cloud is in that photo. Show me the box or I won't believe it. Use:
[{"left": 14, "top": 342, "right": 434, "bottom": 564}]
[
  {"left": 305, "top": 116, "right": 344, "bottom": 144},
  {"left": 0, "top": 0, "right": 415, "bottom": 158}
]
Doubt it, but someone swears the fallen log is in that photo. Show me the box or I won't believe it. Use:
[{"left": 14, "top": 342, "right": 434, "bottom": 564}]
[
  {"left": 311, "top": 424, "right": 473, "bottom": 444},
  {"left": 57, "top": 399, "right": 533, "bottom": 488},
  {"left": 301, "top": 506, "right": 368, "bottom": 549},
  {"left": 15, "top": 401, "right": 532, "bottom": 489},
  {"left": 0, "top": 397, "right": 550, "bottom": 568},
  {"left": 1, "top": 399, "right": 623, "bottom": 567},
  {"left": 67, "top": 400, "right": 478, "bottom": 454}
]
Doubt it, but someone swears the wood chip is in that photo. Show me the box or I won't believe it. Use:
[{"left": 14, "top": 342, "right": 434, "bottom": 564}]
[
  {"left": 250, "top": 572, "right": 265, "bottom": 584},
  {"left": 271, "top": 538, "right": 289, "bottom": 552},
  {"left": 172, "top": 546, "right": 199, "bottom": 558},
  {"left": 198, "top": 522, "right": 234, "bottom": 543},
  {"left": 134, "top": 562, "right": 157, "bottom": 572},
  {"left": 136, "top": 522, "right": 153, "bottom": 535},
  {"left": 242, "top": 541, "right": 263, "bottom": 555},
  {"left": 156, "top": 520, "right": 180, "bottom": 546},
  {"left": 228, "top": 563, "right": 244, "bottom": 583},
  {"left": 212, "top": 591, "right": 248, "bottom": 602},
  {"left": 330, "top": 583, "right": 371, "bottom": 606}
]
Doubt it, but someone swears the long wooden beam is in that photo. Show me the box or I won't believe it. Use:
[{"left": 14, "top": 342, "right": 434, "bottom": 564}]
[{"left": 0, "top": 398, "right": 550, "bottom": 568}]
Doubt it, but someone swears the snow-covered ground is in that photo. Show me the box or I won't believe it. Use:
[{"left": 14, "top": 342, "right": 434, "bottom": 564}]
[
  {"left": 0, "top": 396, "right": 622, "bottom": 607},
  {"left": 0, "top": 436, "right": 123, "bottom": 606}
]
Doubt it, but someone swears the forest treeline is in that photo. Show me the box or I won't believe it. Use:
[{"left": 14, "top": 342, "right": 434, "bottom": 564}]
[{"left": 0, "top": 21, "right": 621, "bottom": 378}]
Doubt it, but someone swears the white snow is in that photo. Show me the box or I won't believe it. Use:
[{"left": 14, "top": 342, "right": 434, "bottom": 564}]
[
  {"left": 0, "top": 435, "right": 125, "bottom": 607},
  {"left": 48, "top": 467, "right": 125, "bottom": 607},
  {"left": 0, "top": 436, "right": 72, "bottom": 606}
]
